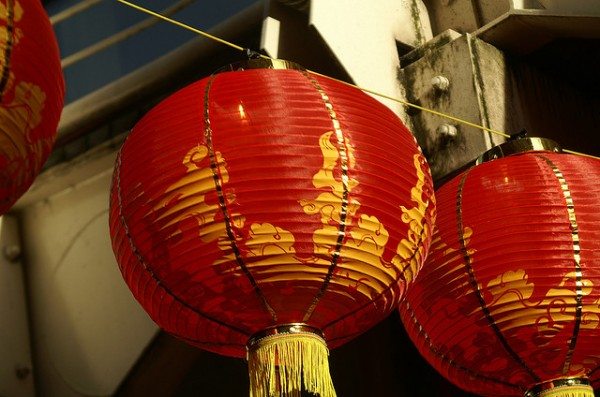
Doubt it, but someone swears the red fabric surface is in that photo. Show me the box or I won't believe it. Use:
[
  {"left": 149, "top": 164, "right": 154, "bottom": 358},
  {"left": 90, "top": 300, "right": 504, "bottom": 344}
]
[
  {"left": 0, "top": 0, "right": 64, "bottom": 214},
  {"left": 400, "top": 151, "right": 600, "bottom": 395},
  {"left": 110, "top": 68, "right": 435, "bottom": 357}
]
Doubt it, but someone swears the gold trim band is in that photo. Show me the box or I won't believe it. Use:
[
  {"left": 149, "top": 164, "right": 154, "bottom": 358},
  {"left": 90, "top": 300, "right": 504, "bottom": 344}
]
[
  {"left": 247, "top": 323, "right": 324, "bottom": 350},
  {"left": 525, "top": 377, "right": 592, "bottom": 397},
  {"left": 214, "top": 58, "right": 306, "bottom": 74},
  {"left": 476, "top": 137, "right": 561, "bottom": 164}
]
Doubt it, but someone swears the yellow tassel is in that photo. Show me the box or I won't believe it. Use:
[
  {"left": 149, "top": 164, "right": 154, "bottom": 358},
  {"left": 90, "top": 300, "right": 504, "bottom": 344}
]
[{"left": 247, "top": 331, "right": 336, "bottom": 397}]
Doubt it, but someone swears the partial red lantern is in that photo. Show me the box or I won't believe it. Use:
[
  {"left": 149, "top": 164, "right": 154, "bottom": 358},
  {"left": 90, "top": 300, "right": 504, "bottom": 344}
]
[
  {"left": 109, "top": 59, "right": 436, "bottom": 396},
  {"left": 0, "top": 0, "right": 65, "bottom": 214},
  {"left": 400, "top": 137, "right": 600, "bottom": 397}
]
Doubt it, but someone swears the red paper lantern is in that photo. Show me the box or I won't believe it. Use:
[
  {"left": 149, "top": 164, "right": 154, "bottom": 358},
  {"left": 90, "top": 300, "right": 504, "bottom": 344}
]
[
  {"left": 109, "top": 59, "right": 436, "bottom": 396},
  {"left": 0, "top": 0, "right": 64, "bottom": 214},
  {"left": 400, "top": 138, "right": 600, "bottom": 397}
]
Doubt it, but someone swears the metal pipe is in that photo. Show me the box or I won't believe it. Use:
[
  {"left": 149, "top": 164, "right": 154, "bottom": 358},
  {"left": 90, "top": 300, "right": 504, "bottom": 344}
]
[
  {"left": 61, "top": 0, "right": 196, "bottom": 68},
  {"left": 56, "top": 1, "right": 264, "bottom": 145},
  {"left": 50, "top": 0, "right": 104, "bottom": 25}
]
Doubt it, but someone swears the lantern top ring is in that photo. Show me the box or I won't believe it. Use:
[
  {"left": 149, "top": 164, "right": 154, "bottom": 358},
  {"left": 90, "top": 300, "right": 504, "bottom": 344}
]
[
  {"left": 524, "top": 377, "right": 592, "bottom": 397},
  {"left": 247, "top": 323, "right": 324, "bottom": 349},
  {"left": 476, "top": 137, "right": 562, "bottom": 165},
  {"left": 214, "top": 58, "right": 306, "bottom": 75}
]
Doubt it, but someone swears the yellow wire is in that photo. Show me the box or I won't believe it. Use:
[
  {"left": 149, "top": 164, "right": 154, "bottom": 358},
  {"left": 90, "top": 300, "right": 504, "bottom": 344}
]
[
  {"left": 563, "top": 149, "right": 598, "bottom": 159},
  {"left": 116, "top": 0, "right": 507, "bottom": 137},
  {"left": 116, "top": 0, "right": 600, "bottom": 160},
  {"left": 308, "top": 70, "right": 510, "bottom": 139}
]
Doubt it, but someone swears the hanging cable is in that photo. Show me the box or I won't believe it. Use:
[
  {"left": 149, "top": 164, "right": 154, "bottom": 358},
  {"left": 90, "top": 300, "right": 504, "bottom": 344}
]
[
  {"left": 116, "top": 0, "right": 262, "bottom": 55},
  {"left": 308, "top": 70, "right": 510, "bottom": 139},
  {"left": 114, "top": 0, "right": 598, "bottom": 160}
]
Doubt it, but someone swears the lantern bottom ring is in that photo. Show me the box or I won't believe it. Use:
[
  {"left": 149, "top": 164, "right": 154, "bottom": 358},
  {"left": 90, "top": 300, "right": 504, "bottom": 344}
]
[
  {"left": 247, "top": 323, "right": 324, "bottom": 349},
  {"left": 525, "top": 377, "right": 593, "bottom": 397}
]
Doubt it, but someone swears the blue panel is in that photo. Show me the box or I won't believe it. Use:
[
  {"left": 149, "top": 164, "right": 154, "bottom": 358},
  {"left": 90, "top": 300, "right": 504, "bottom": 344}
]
[{"left": 46, "top": 0, "right": 258, "bottom": 103}]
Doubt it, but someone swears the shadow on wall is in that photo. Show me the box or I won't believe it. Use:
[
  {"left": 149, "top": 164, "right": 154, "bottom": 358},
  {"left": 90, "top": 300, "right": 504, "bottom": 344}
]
[{"left": 503, "top": 38, "right": 600, "bottom": 157}]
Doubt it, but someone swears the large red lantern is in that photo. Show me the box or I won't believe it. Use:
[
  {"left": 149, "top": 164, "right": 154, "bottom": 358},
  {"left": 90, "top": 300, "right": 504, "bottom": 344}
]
[
  {"left": 400, "top": 138, "right": 600, "bottom": 397},
  {"left": 0, "top": 0, "right": 64, "bottom": 214},
  {"left": 109, "top": 59, "right": 436, "bottom": 396}
]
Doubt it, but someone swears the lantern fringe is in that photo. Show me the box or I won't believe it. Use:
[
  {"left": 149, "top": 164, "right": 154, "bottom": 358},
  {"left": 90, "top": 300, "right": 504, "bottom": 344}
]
[
  {"left": 247, "top": 332, "right": 336, "bottom": 397},
  {"left": 534, "top": 385, "right": 595, "bottom": 397}
]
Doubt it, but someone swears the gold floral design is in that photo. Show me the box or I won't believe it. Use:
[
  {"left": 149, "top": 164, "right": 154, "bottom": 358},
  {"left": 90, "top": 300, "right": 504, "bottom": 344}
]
[
  {"left": 299, "top": 131, "right": 360, "bottom": 261},
  {"left": 0, "top": 83, "right": 48, "bottom": 169},
  {"left": 0, "top": 0, "right": 24, "bottom": 45},
  {"left": 153, "top": 131, "right": 432, "bottom": 306},
  {"left": 299, "top": 131, "right": 392, "bottom": 301},
  {"left": 299, "top": 130, "right": 360, "bottom": 247},
  {"left": 152, "top": 146, "right": 298, "bottom": 280},
  {"left": 243, "top": 223, "right": 306, "bottom": 283},
  {"left": 153, "top": 145, "right": 245, "bottom": 243},
  {"left": 432, "top": 226, "right": 475, "bottom": 278},
  {"left": 485, "top": 269, "right": 600, "bottom": 336},
  {"left": 0, "top": 1, "right": 49, "bottom": 189},
  {"left": 392, "top": 153, "right": 435, "bottom": 284},
  {"left": 299, "top": 132, "right": 432, "bottom": 303}
]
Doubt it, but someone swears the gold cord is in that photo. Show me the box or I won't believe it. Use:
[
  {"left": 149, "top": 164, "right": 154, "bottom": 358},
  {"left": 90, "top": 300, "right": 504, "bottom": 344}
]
[
  {"left": 563, "top": 148, "right": 598, "bottom": 159},
  {"left": 115, "top": 0, "right": 599, "bottom": 160},
  {"left": 308, "top": 70, "right": 511, "bottom": 139}
]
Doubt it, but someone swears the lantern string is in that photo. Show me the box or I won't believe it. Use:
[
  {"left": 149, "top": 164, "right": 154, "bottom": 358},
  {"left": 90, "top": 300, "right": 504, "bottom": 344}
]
[
  {"left": 561, "top": 148, "right": 598, "bottom": 159},
  {"left": 115, "top": 0, "right": 599, "bottom": 161},
  {"left": 309, "top": 69, "right": 511, "bottom": 138}
]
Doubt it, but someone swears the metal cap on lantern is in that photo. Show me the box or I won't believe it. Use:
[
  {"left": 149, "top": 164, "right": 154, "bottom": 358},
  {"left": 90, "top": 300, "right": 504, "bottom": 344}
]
[
  {"left": 400, "top": 136, "right": 600, "bottom": 397},
  {"left": 109, "top": 58, "right": 436, "bottom": 396},
  {"left": 0, "top": 0, "right": 64, "bottom": 214}
]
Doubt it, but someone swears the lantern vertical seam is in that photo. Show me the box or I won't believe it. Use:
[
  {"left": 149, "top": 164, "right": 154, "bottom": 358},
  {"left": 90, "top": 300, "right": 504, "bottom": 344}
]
[
  {"left": 403, "top": 301, "right": 524, "bottom": 392},
  {"left": 537, "top": 155, "right": 583, "bottom": 376},
  {"left": 589, "top": 364, "right": 600, "bottom": 382},
  {"left": 301, "top": 71, "right": 351, "bottom": 323},
  {"left": 456, "top": 169, "right": 541, "bottom": 383},
  {"left": 0, "top": 0, "right": 14, "bottom": 97},
  {"left": 114, "top": 149, "right": 251, "bottom": 340},
  {"left": 202, "top": 74, "right": 278, "bottom": 323}
]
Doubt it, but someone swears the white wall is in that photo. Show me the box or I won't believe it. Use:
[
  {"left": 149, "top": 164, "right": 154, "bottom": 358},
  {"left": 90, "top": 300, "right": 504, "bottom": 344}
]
[{"left": 18, "top": 144, "right": 157, "bottom": 397}]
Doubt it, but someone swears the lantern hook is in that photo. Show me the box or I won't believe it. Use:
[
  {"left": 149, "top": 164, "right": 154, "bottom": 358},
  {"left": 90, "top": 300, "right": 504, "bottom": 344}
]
[
  {"left": 243, "top": 48, "right": 262, "bottom": 60},
  {"left": 475, "top": 136, "right": 562, "bottom": 164},
  {"left": 509, "top": 129, "right": 528, "bottom": 141}
]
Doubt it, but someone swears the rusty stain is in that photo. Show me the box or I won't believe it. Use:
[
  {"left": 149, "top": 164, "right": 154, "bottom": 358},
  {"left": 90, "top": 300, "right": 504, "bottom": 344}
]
[
  {"left": 467, "top": 34, "right": 494, "bottom": 146},
  {"left": 409, "top": 0, "right": 425, "bottom": 46}
]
